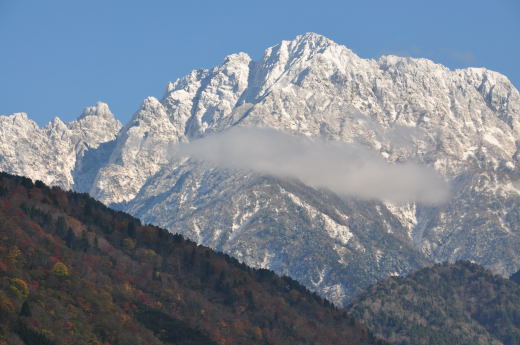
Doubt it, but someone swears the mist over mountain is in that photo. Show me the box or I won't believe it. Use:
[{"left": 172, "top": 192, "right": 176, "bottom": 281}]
[
  {"left": 173, "top": 127, "right": 449, "bottom": 204},
  {"left": 1, "top": 33, "right": 519, "bottom": 305}
]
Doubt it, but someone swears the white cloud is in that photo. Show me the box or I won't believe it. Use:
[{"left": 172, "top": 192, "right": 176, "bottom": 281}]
[{"left": 172, "top": 127, "right": 450, "bottom": 205}]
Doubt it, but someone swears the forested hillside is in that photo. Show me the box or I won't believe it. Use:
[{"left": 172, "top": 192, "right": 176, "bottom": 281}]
[
  {"left": 0, "top": 172, "right": 386, "bottom": 345},
  {"left": 348, "top": 261, "right": 520, "bottom": 345}
]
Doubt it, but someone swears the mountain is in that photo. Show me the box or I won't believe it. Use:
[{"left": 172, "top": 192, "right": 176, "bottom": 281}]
[
  {"left": 0, "top": 172, "right": 387, "bottom": 345},
  {"left": 0, "top": 102, "right": 121, "bottom": 191},
  {"left": 1, "top": 33, "right": 520, "bottom": 305},
  {"left": 347, "top": 261, "right": 520, "bottom": 345}
]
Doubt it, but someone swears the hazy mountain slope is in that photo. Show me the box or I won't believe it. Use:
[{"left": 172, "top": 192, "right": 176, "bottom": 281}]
[
  {"left": 0, "top": 172, "right": 387, "bottom": 345},
  {"left": 348, "top": 261, "right": 520, "bottom": 345},
  {"left": 1, "top": 33, "right": 520, "bottom": 305}
]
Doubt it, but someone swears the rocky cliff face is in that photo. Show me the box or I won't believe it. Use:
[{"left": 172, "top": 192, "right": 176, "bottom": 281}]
[{"left": 1, "top": 33, "right": 519, "bottom": 305}]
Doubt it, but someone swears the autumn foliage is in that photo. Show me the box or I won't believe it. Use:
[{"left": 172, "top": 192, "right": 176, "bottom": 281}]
[{"left": 0, "top": 172, "right": 387, "bottom": 345}]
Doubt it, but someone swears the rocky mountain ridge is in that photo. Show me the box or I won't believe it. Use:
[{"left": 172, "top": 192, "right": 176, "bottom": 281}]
[
  {"left": 2, "top": 33, "right": 519, "bottom": 305},
  {"left": 0, "top": 102, "right": 121, "bottom": 190}
]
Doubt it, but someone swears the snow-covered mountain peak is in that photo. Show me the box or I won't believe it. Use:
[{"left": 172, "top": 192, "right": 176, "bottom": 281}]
[
  {"left": 121, "top": 97, "right": 178, "bottom": 135},
  {"left": 89, "top": 96, "right": 182, "bottom": 204},
  {"left": 140, "top": 96, "right": 164, "bottom": 113},
  {"left": 0, "top": 102, "right": 121, "bottom": 190},
  {"left": 78, "top": 101, "right": 115, "bottom": 121},
  {"left": 44, "top": 116, "right": 68, "bottom": 134},
  {"left": 153, "top": 34, "right": 520, "bottom": 170},
  {"left": 222, "top": 52, "right": 252, "bottom": 65},
  {"left": 10, "top": 112, "right": 30, "bottom": 120},
  {"left": 256, "top": 33, "right": 360, "bottom": 88},
  {"left": 1, "top": 112, "right": 34, "bottom": 126},
  {"left": 377, "top": 54, "right": 448, "bottom": 73},
  {"left": 16, "top": 32, "right": 517, "bottom": 202},
  {"left": 462, "top": 67, "right": 511, "bottom": 83},
  {"left": 285, "top": 32, "right": 341, "bottom": 54}
]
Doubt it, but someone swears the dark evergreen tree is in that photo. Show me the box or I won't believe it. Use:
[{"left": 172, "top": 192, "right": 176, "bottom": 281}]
[{"left": 20, "top": 301, "right": 31, "bottom": 317}]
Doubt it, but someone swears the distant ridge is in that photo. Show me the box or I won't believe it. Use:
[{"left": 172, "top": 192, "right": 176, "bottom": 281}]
[{"left": 348, "top": 261, "right": 520, "bottom": 345}]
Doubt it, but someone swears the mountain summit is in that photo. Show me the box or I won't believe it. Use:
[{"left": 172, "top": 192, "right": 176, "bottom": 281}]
[{"left": 1, "top": 33, "right": 519, "bottom": 305}]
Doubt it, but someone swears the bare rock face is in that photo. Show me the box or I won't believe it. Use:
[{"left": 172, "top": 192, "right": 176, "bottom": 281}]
[{"left": 1, "top": 33, "right": 519, "bottom": 305}]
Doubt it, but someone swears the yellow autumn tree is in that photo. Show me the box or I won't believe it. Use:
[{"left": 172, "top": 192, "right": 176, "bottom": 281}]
[
  {"left": 52, "top": 261, "right": 70, "bottom": 277},
  {"left": 7, "top": 247, "right": 21, "bottom": 263},
  {"left": 9, "top": 278, "right": 29, "bottom": 298},
  {"left": 122, "top": 238, "right": 136, "bottom": 250}
]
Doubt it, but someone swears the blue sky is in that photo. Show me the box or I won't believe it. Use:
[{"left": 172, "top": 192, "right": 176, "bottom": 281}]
[{"left": 1, "top": 0, "right": 519, "bottom": 125}]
